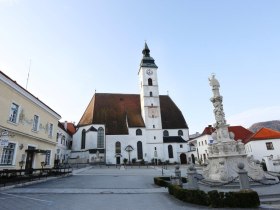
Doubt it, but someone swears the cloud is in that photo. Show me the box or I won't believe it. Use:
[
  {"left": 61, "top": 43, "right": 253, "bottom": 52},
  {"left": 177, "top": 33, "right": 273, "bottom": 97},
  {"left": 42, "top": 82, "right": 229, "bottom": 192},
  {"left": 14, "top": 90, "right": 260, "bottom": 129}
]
[{"left": 227, "top": 106, "right": 280, "bottom": 128}]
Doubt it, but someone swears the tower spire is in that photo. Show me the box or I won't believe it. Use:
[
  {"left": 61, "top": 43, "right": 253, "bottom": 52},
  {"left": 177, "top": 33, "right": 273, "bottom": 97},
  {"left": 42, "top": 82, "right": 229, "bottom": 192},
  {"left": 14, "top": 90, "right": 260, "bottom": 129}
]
[{"left": 140, "top": 42, "right": 157, "bottom": 68}]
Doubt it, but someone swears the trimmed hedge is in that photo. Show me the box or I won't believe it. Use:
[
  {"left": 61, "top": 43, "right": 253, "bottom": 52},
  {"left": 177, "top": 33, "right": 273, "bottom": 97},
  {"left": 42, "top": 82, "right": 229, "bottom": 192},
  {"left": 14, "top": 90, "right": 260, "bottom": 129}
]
[
  {"left": 154, "top": 177, "right": 260, "bottom": 208},
  {"left": 154, "top": 176, "right": 187, "bottom": 188}
]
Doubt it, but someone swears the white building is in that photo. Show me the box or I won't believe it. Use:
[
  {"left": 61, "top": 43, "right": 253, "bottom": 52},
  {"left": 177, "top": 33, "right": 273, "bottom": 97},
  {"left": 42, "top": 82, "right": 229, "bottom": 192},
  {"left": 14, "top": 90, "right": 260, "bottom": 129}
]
[
  {"left": 55, "top": 121, "right": 75, "bottom": 165},
  {"left": 245, "top": 127, "right": 280, "bottom": 162},
  {"left": 187, "top": 125, "right": 253, "bottom": 164},
  {"left": 71, "top": 43, "right": 190, "bottom": 164}
]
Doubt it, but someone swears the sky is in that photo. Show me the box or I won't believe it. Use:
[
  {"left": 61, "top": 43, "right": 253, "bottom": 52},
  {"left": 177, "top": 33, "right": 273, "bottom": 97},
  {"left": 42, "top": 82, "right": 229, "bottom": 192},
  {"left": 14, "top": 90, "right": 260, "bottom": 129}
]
[{"left": 0, "top": 0, "right": 280, "bottom": 134}]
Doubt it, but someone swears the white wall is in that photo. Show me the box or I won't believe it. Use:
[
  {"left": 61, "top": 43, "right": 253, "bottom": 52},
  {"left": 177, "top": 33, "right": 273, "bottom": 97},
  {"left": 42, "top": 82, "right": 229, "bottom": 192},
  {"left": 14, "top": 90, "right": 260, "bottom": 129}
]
[{"left": 246, "top": 139, "right": 280, "bottom": 161}]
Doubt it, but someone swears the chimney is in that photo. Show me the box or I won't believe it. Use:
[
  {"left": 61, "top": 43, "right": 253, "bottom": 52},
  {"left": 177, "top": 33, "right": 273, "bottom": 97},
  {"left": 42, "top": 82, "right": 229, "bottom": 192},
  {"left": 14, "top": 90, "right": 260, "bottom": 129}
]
[{"left": 64, "top": 121, "right": 68, "bottom": 130}]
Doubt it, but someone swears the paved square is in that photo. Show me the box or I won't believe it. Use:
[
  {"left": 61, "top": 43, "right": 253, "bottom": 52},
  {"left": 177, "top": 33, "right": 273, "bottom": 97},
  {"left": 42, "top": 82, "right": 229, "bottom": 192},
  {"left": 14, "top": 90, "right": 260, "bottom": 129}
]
[{"left": 0, "top": 166, "right": 274, "bottom": 210}]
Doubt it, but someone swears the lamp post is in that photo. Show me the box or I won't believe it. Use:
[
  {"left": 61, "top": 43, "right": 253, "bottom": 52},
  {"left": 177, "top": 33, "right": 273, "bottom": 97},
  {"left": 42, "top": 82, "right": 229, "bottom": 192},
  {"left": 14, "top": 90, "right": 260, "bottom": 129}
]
[{"left": 19, "top": 161, "right": 25, "bottom": 176}]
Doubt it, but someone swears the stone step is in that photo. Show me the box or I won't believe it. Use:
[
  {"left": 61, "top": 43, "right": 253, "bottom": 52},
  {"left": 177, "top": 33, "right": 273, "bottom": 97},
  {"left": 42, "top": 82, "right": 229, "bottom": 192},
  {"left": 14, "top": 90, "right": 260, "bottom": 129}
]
[{"left": 260, "top": 197, "right": 280, "bottom": 205}]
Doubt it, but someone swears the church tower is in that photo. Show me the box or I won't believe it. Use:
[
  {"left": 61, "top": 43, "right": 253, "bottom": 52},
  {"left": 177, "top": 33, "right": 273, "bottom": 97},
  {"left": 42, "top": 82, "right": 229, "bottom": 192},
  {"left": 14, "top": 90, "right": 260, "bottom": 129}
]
[{"left": 138, "top": 43, "right": 164, "bottom": 161}]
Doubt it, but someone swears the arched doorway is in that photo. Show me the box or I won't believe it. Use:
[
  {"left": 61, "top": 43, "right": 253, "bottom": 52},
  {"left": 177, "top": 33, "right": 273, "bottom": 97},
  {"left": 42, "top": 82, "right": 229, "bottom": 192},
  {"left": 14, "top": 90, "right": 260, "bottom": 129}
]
[
  {"left": 180, "top": 153, "right": 187, "bottom": 164},
  {"left": 191, "top": 154, "right": 195, "bottom": 164}
]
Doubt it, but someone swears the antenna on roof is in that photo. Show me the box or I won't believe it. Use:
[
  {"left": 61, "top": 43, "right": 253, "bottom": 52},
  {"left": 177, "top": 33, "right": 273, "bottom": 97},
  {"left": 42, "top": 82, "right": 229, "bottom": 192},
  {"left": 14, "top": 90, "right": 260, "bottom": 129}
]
[{"left": 26, "top": 59, "right": 31, "bottom": 89}]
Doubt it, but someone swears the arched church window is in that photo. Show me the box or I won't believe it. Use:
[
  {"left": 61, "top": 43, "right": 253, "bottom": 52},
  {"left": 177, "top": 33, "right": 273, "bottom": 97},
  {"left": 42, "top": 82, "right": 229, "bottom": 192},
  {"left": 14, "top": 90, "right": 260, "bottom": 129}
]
[
  {"left": 97, "top": 127, "right": 104, "bottom": 148},
  {"left": 163, "top": 130, "right": 169, "bottom": 137},
  {"left": 178, "top": 130, "right": 183, "bottom": 136},
  {"left": 136, "top": 129, "right": 142, "bottom": 136},
  {"left": 148, "top": 78, "right": 153, "bottom": 86},
  {"left": 150, "top": 91, "right": 153, "bottom": 97},
  {"left": 168, "top": 145, "right": 173, "bottom": 158},
  {"left": 115, "top": 141, "right": 121, "bottom": 154},
  {"left": 81, "top": 129, "right": 86, "bottom": 149},
  {"left": 137, "top": 141, "right": 143, "bottom": 159}
]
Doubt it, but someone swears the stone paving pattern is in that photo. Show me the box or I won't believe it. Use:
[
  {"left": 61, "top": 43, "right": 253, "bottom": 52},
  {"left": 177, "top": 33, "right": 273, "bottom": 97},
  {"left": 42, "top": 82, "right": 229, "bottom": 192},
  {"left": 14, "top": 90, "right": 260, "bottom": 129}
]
[{"left": 0, "top": 166, "right": 279, "bottom": 210}]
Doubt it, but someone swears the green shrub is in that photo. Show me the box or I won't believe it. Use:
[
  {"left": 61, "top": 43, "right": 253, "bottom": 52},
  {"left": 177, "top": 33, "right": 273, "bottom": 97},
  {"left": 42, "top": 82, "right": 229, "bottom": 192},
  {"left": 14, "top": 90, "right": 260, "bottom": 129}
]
[
  {"left": 168, "top": 183, "right": 180, "bottom": 195},
  {"left": 208, "top": 190, "right": 224, "bottom": 208},
  {"left": 154, "top": 176, "right": 260, "bottom": 208},
  {"left": 224, "top": 190, "right": 260, "bottom": 208},
  {"left": 154, "top": 177, "right": 170, "bottom": 188}
]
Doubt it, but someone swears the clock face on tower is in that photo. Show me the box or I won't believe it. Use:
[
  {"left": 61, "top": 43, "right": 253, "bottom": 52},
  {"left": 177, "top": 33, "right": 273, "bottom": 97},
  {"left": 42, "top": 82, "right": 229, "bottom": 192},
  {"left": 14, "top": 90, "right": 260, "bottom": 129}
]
[{"left": 146, "top": 69, "right": 153, "bottom": 76}]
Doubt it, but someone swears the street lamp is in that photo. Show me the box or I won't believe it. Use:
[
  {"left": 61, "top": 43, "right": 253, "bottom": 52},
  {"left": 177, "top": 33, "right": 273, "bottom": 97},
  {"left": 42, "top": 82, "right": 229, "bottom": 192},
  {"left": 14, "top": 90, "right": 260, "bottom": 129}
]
[{"left": 19, "top": 160, "right": 25, "bottom": 176}]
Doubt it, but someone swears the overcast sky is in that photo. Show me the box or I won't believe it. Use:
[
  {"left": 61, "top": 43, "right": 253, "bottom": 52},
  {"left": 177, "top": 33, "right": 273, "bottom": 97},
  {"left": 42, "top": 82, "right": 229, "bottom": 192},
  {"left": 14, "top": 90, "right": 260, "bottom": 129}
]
[{"left": 1, "top": 0, "right": 280, "bottom": 134}]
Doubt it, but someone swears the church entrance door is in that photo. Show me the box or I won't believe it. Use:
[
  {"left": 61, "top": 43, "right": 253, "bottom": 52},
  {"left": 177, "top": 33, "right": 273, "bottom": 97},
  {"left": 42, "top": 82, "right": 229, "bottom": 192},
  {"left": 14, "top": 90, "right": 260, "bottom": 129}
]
[
  {"left": 116, "top": 157, "right": 120, "bottom": 164},
  {"left": 180, "top": 153, "right": 187, "bottom": 164}
]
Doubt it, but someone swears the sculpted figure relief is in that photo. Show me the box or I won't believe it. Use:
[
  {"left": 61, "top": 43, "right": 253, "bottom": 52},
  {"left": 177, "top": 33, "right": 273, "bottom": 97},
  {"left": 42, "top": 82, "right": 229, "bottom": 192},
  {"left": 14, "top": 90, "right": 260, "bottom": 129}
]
[{"left": 209, "top": 74, "right": 220, "bottom": 97}]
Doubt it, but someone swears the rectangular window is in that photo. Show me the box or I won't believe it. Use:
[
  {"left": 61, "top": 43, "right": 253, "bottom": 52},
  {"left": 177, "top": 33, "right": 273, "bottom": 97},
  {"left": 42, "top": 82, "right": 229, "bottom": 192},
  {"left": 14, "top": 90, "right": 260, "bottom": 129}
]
[
  {"left": 0, "top": 143, "right": 16, "bottom": 165},
  {"left": 180, "top": 144, "right": 183, "bottom": 148},
  {"left": 266, "top": 142, "right": 274, "bottom": 150},
  {"left": 32, "top": 115, "right": 39, "bottom": 131},
  {"left": 45, "top": 150, "right": 51, "bottom": 165},
  {"left": 48, "top": 123, "right": 53, "bottom": 137},
  {"left": 9, "top": 103, "right": 19, "bottom": 123}
]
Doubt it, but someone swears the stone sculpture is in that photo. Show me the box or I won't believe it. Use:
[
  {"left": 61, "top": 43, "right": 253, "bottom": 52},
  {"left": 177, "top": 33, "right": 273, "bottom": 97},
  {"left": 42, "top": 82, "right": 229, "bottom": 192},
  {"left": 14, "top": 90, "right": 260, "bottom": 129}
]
[{"left": 203, "top": 74, "right": 266, "bottom": 182}]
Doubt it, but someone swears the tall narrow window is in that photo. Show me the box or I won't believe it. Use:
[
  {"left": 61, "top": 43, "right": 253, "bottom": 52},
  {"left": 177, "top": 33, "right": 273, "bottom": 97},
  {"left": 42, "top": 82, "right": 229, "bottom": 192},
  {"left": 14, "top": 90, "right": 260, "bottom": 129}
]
[
  {"left": 32, "top": 115, "right": 39, "bottom": 131},
  {"left": 136, "top": 129, "right": 142, "bottom": 136},
  {"left": 149, "top": 91, "right": 153, "bottom": 97},
  {"left": 178, "top": 130, "right": 183, "bottom": 136},
  {"left": 163, "top": 130, "right": 169, "bottom": 137},
  {"left": 148, "top": 78, "right": 153, "bottom": 86},
  {"left": 97, "top": 127, "right": 104, "bottom": 148},
  {"left": 137, "top": 141, "right": 143, "bottom": 159},
  {"left": 48, "top": 123, "right": 53, "bottom": 137},
  {"left": 0, "top": 143, "right": 15, "bottom": 165},
  {"left": 9, "top": 103, "right": 19, "bottom": 123},
  {"left": 115, "top": 141, "right": 121, "bottom": 154},
  {"left": 45, "top": 150, "right": 51, "bottom": 165},
  {"left": 81, "top": 129, "right": 86, "bottom": 149},
  {"left": 168, "top": 145, "right": 173, "bottom": 158}
]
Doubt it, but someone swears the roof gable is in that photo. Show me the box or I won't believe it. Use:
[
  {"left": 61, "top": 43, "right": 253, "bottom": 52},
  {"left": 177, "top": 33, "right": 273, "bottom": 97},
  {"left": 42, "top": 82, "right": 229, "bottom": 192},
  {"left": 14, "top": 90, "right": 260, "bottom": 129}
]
[
  {"left": 248, "top": 127, "right": 280, "bottom": 142},
  {"left": 200, "top": 125, "right": 253, "bottom": 143}
]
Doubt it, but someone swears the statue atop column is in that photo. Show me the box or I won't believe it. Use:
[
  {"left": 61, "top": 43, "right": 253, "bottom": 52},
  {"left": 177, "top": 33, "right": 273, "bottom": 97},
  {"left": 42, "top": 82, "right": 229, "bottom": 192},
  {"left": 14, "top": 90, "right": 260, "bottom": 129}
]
[
  {"left": 203, "top": 74, "right": 267, "bottom": 182},
  {"left": 209, "top": 74, "right": 226, "bottom": 128}
]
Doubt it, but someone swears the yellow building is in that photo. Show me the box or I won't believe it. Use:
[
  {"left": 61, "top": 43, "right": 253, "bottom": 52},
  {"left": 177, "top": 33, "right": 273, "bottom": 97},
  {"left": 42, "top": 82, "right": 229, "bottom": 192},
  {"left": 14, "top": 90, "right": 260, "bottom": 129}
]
[{"left": 0, "top": 71, "right": 61, "bottom": 170}]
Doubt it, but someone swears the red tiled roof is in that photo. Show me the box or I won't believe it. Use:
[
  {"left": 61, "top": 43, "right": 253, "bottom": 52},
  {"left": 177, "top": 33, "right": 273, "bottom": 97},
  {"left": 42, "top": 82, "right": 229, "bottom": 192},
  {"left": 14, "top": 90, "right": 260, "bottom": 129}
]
[
  {"left": 201, "top": 125, "right": 253, "bottom": 143},
  {"left": 247, "top": 127, "right": 280, "bottom": 142},
  {"left": 58, "top": 121, "right": 76, "bottom": 136},
  {"left": 66, "top": 123, "right": 76, "bottom": 135},
  {"left": 78, "top": 93, "right": 188, "bottom": 135}
]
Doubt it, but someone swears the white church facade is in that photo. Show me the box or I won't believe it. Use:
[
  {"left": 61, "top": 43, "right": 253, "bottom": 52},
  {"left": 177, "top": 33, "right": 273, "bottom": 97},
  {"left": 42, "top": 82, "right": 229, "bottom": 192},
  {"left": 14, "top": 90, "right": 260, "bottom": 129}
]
[{"left": 71, "top": 43, "right": 190, "bottom": 165}]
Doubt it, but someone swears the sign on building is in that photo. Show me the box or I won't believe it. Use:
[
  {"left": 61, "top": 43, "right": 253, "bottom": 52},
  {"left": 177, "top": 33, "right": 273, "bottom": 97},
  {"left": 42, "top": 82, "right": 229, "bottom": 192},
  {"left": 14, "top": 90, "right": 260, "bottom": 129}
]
[{"left": 0, "top": 131, "right": 9, "bottom": 147}]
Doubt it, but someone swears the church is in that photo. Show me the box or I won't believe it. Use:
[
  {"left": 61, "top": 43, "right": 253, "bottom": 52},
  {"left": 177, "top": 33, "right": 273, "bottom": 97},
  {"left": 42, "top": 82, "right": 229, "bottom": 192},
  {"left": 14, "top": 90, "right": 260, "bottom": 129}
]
[{"left": 71, "top": 43, "right": 190, "bottom": 165}]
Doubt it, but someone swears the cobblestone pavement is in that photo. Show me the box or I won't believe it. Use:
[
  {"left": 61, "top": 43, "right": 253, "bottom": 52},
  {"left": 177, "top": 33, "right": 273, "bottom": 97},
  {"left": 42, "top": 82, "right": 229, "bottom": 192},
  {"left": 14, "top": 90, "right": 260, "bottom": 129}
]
[{"left": 0, "top": 166, "right": 276, "bottom": 210}]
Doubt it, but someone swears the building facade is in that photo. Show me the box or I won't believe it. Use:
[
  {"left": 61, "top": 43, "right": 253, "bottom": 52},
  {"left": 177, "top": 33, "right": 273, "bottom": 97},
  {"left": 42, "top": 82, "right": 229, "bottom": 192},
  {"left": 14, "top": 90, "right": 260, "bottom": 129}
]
[
  {"left": 245, "top": 127, "right": 280, "bottom": 161},
  {"left": 55, "top": 121, "right": 74, "bottom": 165},
  {"left": 187, "top": 125, "right": 253, "bottom": 164},
  {"left": 71, "top": 43, "right": 189, "bottom": 164},
  {"left": 0, "top": 71, "right": 61, "bottom": 170}
]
